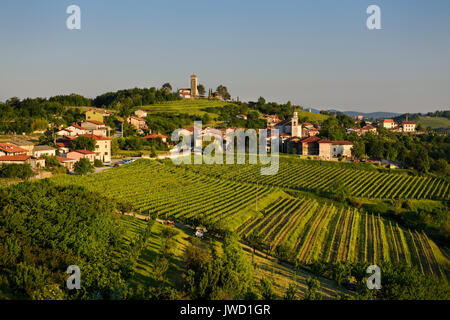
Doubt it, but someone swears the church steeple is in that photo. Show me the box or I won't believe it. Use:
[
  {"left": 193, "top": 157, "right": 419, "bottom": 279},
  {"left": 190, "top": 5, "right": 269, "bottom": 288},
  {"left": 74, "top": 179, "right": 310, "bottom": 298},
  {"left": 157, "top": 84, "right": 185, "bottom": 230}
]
[
  {"left": 291, "top": 106, "right": 301, "bottom": 138},
  {"left": 293, "top": 107, "right": 298, "bottom": 120}
]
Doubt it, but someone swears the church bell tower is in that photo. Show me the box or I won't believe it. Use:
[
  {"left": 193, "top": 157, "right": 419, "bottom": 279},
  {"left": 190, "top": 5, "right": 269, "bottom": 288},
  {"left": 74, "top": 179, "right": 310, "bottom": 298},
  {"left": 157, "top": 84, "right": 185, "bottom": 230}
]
[
  {"left": 190, "top": 74, "right": 198, "bottom": 97},
  {"left": 291, "top": 107, "right": 301, "bottom": 137}
]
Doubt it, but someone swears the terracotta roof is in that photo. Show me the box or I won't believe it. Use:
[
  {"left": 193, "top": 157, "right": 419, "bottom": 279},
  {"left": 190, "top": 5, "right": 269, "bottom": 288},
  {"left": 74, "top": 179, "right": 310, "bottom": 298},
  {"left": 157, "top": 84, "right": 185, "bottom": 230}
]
[
  {"left": 57, "top": 156, "right": 76, "bottom": 162},
  {"left": 263, "top": 114, "right": 279, "bottom": 119},
  {"left": 402, "top": 121, "right": 416, "bottom": 125},
  {"left": 383, "top": 119, "right": 394, "bottom": 122},
  {"left": 0, "top": 155, "right": 30, "bottom": 161},
  {"left": 81, "top": 134, "right": 111, "bottom": 141},
  {"left": 275, "top": 119, "right": 291, "bottom": 127},
  {"left": 0, "top": 143, "right": 28, "bottom": 154},
  {"left": 85, "top": 120, "right": 105, "bottom": 126},
  {"left": 318, "top": 139, "right": 353, "bottom": 145},
  {"left": 361, "top": 125, "right": 375, "bottom": 130},
  {"left": 301, "top": 136, "right": 321, "bottom": 143},
  {"left": 70, "top": 123, "right": 85, "bottom": 130},
  {"left": 72, "top": 149, "right": 96, "bottom": 155},
  {"left": 59, "top": 128, "right": 72, "bottom": 132}
]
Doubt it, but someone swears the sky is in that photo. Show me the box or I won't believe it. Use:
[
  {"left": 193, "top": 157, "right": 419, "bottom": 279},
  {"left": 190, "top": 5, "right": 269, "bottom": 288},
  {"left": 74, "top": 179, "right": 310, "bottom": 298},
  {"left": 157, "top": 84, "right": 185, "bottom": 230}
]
[{"left": 0, "top": 0, "right": 449, "bottom": 113}]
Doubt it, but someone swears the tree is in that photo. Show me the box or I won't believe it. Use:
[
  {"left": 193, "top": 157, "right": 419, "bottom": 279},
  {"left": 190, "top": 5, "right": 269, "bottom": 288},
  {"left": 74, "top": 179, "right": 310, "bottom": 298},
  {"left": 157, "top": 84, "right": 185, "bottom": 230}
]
[
  {"left": 74, "top": 158, "right": 94, "bottom": 175},
  {"left": 216, "top": 85, "right": 231, "bottom": 100},
  {"left": 416, "top": 122, "right": 424, "bottom": 131},
  {"left": 259, "top": 278, "right": 275, "bottom": 300},
  {"left": 197, "top": 84, "right": 206, "bottom": 96},
  {"left": 304, "top": 277, "right": 320, "bottom": 300},
  {"left": 162, "top": 83, "right": 172, "bottom": 93},
  {"left": 0, "top": 163, "right": 34, "bottom": 179},
  {"left": 351, "top": 140, "right": 366, "bottom": 159},
  {"left": 284, "top": 283, "right": 297, "bottom": 300},
  {"left": 72, "top": 136, "right": 96, "bottom": 151}
]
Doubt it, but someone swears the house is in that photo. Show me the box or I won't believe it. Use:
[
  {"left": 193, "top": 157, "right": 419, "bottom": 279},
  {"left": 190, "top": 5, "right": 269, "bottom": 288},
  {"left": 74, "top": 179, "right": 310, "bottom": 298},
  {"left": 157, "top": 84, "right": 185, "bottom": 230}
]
[
  {"left": 56, "top": 141, "right": 71, "bottom": 154},
  {"left": 300, "top": 136, "right": 321, "bottom": 155},
  {"left": 360, "top": 125, "right": 377, "bottom": 135},
  {"left": 81, "top": 134, "right": 111, "bottom": 162},
  {"left": 10, "top": 140, "right": 34, "bottom": 155},
  {"left": 402, "top": 121, "right": 416, "bottom": 132},
  {"left": 318, "top": 140, "right": 353, "bottom": 160},
  {"left": 236, "top": 114, "right": 248, "bottom": 120},
  {"left": 262, "top": 114, "right": 280, "bottom": 128},
  {"left": 56, "top": 128, "right": 74, "bottom": 136},
  {"left": 179, "top": 88, "right": 191, "bottom": 99},
  {"left": 66, "top": 150, "right": 96, "bottom": 163},
  {"left": 134, "top": 110, "right": 148, "bottom": 118},
  {"left": 382, "top": 119, "right": 395, "bottom": 129},
  {"left": 57, "top": 156, "right": 77, "bottom": 170},
  {"left": 32, "top": 145, "right": 57, "bottom": 158},
  {"left": 68, "top": 123, "right": 87, "bottom": 135},
  {"left": 0, "top": 155, "right": 45, "bottom": 169},
  {"left": 127, "top": 115, "right": 148, "bottom": 130},
  {"left": 212, "top": 91, "right": 221, "bottom": 100},
  {"left": 57, "top": 123, "right": 87, "bottom": 137},
  {"left": 80, "top": 120, "right": 109, "bottom": 137},
  {"left": 142, "top": 134, "right": 167, "bottom": 143},
  {"left": 85, "top": 108, "right": 111, "bottom": 123},
  {"left": 0, "top": 143, "right": 28, "bottom": 156}
]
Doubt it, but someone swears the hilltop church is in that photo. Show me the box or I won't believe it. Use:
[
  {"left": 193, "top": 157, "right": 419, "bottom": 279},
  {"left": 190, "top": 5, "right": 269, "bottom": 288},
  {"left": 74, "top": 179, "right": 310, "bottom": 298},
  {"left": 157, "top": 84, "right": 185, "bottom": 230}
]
[
  {"left": 275, "top": 108, "right": 303, "bottom": 138},
  {"left": 178, "top": 74, "right": 199, "bottom": 99}
]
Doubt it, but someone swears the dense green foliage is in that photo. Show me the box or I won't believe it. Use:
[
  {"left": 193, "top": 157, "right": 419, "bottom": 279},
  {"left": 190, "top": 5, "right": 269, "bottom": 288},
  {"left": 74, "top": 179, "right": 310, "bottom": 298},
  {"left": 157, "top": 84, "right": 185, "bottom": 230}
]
[
  {"left": 0, "top": 164, "right": 34, "bottom": 179},
  {"left": 74, "top": 158, "right": 94, "bottom": 175},
  {"left": 0, "top": 180, "right": 128, "bottom": 299},
  {"left": 72, "top": 136, "right": 96, "bottom": 151}
]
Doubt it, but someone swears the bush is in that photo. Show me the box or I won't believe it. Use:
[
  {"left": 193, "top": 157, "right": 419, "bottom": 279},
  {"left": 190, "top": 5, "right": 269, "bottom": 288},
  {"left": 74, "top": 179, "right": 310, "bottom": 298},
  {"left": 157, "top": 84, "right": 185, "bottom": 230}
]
[
  {"left": 0, "top": 163, "right": 34, "bottom": 179},
  {"left": 74, "top": 158, "right": 94, "bottom": 175},
  {"left": 94, "top": 159, "right": 104, "bottom": 167}
]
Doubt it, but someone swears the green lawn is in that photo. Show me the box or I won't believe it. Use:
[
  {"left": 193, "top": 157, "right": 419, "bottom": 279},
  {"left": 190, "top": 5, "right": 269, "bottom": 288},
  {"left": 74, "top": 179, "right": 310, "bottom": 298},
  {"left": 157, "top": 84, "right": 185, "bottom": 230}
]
[
  {"left": 141, "top": 99, "right": 237, "bottom": 116},
  {"left": 417, "top": 116, "right": 450, "bottom": 129}
]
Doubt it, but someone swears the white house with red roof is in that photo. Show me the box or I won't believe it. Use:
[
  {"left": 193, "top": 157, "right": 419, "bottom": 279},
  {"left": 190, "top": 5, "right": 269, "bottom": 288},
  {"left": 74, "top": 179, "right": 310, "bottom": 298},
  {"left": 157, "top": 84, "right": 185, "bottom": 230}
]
[
  {"left": 382, "top": 119, "right": 396, "bottom": 129},
  {"left": 66, "top": 150, "right": 96, "bottom": 163},
  {"left": 0, "top": 143, "right": 28, "bottom": 157}
]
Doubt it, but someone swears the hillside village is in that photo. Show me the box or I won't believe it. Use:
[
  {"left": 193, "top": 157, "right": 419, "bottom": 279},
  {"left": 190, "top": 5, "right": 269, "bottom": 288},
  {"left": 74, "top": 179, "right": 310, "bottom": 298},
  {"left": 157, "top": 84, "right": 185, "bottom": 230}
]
[{"left": 0, "top": 75, "right": 441, "bottom": 179}]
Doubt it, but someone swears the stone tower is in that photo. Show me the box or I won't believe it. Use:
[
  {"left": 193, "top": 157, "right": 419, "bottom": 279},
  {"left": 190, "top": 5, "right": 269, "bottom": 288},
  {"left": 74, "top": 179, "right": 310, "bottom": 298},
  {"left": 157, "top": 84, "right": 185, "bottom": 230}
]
[
  {"left": 190, "top": 74, "right": 198, "bottom": 97},
  {"left": 291, "top": 107, "right": 302, "bottom": 137}
]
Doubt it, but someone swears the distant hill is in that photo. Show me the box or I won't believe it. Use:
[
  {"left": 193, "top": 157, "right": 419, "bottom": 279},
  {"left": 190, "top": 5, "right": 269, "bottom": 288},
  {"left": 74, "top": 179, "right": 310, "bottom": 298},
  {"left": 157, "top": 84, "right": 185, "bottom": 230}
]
[{"left": 306, "top": 108, "right": 401, "bottom": 119}]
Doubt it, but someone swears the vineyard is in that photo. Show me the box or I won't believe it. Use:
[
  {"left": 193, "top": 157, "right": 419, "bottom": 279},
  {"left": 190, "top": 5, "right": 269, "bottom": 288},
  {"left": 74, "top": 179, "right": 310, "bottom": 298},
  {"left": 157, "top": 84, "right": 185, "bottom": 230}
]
[
  {"left": 175, "top": 158, "right": 450, "bottom": 200},
  {"left": 52, "top": 159, "right": 274, "bottom": 228},
  {"left": 235, "top": 196, "right": 446, "bottom": 277}
]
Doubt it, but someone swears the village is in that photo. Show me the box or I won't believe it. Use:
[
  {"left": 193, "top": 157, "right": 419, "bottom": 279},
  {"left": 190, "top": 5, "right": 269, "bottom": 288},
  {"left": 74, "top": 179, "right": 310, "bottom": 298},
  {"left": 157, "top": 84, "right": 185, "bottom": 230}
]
[{"left": 0, "top": 75, "right": 423, "bottom": 176}]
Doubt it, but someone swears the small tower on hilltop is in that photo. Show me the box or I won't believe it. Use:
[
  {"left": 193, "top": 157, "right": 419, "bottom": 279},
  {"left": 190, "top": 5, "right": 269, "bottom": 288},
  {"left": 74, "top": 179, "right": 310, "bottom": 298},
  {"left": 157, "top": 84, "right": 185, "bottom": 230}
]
[{"left": 190, "top": 74, "right": 198, "bottom": 98}]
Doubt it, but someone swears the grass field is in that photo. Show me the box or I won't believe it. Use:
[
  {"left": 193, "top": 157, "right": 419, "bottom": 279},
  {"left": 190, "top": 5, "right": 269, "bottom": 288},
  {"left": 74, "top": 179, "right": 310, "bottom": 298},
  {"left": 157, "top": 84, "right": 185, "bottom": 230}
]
[
  {"left": 417, "top": 116, "right": 450, "bottom": 129},
  {"left": 141, "top": 99, "right": 237, "bottom": 116}
]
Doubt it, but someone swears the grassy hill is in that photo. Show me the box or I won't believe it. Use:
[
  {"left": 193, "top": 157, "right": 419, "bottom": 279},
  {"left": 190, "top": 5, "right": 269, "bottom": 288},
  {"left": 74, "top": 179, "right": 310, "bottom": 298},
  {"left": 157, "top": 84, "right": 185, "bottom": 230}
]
[
  {"left": 141, "top": 99, "right": 236, "bottom": 116},
  {"left": 417, "top": 116, "right": 450, "bottom": 129}
]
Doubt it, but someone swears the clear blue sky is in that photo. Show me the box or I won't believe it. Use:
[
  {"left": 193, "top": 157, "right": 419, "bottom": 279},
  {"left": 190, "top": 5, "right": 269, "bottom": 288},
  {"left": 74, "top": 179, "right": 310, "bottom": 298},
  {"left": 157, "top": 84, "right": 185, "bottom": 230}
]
[{"left": 1, "top": 0, "right": 449, "bottom": 113}]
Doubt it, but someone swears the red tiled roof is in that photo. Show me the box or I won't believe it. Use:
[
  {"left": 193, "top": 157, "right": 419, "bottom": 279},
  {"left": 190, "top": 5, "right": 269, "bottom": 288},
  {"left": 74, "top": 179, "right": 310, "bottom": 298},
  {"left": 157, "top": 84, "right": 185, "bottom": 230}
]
[
  {"left": 86, "top": 120, "right": 105, "bottom": 126},
  {"left": 383, "top": 119, "right": 394, "bottom": 122},
  {"left": 57, "top": 156, "right": 76, "bottom": 162},
  {"left": 59, "top": 128, "right": 72, "bottom": 132},
  {"left": 318, "top": 139, "right": 353, "bottom": 145},
  {"left": 0, "top": 143, "right": 28, "bottom": 154},
  {"left": 301, "top": 136, "right": 321, "bottom": 143},
  {"left": 0, "top": 155, "right": 30, "bottom": 161},
  {"left": 72, "top": 149, "right": 96, "bottom": 155},
  {"left": 402, "top": 121, "right": 416, "bottom": 125},
  {"left": 81, "top": 134, "right": 111, "bottom": 141},
  {"left": 70, "top": 123, "right": 84, "bottom": 130},
  {"left": 275, "top": 119, "right": 291, "bottom": 126}
]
